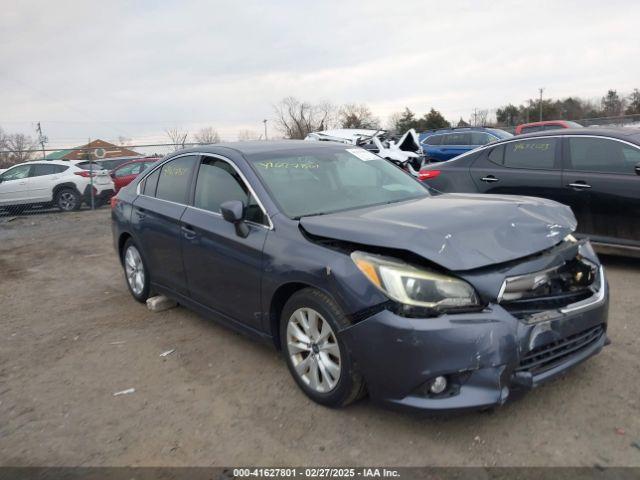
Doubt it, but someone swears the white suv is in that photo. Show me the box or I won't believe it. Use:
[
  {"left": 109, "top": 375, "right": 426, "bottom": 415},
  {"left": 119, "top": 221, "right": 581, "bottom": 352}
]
[{"left": 0, "top": 160, "right": 115, "bottom": 212}]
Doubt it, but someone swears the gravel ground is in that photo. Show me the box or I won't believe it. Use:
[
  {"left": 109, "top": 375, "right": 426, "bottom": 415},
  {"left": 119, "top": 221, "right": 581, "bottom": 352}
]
[{"left": 0, "top": 208, "right": 639, "bottom": 467}]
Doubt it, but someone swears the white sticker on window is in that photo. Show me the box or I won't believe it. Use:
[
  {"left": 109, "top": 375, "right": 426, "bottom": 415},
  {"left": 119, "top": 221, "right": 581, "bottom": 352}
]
[{"left": 346, "top": 148, "right": 380, "bottom": 161}]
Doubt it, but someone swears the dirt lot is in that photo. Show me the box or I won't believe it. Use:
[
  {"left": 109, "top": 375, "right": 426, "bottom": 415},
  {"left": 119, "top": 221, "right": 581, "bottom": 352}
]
[{"left": 0, "top": 208, "right": 639, "bottom": 467}]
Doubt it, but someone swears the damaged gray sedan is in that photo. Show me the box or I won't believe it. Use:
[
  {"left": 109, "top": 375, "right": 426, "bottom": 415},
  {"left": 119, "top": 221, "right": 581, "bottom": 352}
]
[{"left": 112, "top": 141, "right": 608, "bottom": 413}]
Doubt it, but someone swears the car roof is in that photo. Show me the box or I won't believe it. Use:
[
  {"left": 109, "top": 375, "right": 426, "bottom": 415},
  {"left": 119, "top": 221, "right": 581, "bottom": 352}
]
[
  {"left": 517, "top": 120, "right": 570, "bottom": 127},
  {"left": 172, "top": 140, "right": 347, "bottom": 157},
  {"left": 504, "top": 127, "right": 640, "bottom": 143},
  {"left": 421, "top": 127, "right": 508, "bottom": 134}
]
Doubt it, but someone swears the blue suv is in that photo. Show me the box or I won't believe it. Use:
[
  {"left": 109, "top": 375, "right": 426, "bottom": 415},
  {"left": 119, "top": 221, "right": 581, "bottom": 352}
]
[{"left": 419, "top": 127, "right": 512, "bottom": 162}]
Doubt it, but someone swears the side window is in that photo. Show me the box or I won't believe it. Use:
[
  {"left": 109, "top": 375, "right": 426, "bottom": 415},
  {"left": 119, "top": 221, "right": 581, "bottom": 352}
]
[
  {"left": 115, "top": 163, "right": 143, "bottom": 177},
  {"left": 54, "top": 165, "right": 69, "bottom": 173},
  {"left": 30, "top": 164, "right": 58, "bottom": 177},
  {"left": 567, "top": 137, "right": 637, "bottom": 175},
  {"left": 444, "top": 133, "right": 471, "bottom": 145},
  {"left": 1, "top": 165, "right": 31, "bottom": 181},
  {"left": 423, "top": 135, "right": 443, "bottom": 146},
  {"left": 503, "top": 138, "right": 557, "bottom": 169},
  {"left": 155, "top": 156, "right": 197, "bottom": 203},
  {"left": 194, "top": 158, "right": 267, "bottom": 225},
  {"left": 471, "top": 132, "right": 494, "bottom": 145},
  {"left": 142, "top": 169, "right": 160, "bottom": 196},
  {"left": 543, "top": 124, "right": 562, "bottom": 131},
  {"left": 521, "top": 126, "right": 543, "bottom": 134},
  {"left": 487, "top": 145, "right": 505, "bottom": 165}
]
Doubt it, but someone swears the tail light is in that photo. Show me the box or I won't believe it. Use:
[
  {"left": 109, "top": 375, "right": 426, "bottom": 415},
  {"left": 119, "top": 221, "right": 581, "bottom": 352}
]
[
  {"left": 110, "top": 196, "right": 120, "bottom": 209},
  {"left": 74, "top": 171, "right": 95, "bottom": 178},
  {"left": 418, "top": 169, "right": 441, "bottom": 181}
]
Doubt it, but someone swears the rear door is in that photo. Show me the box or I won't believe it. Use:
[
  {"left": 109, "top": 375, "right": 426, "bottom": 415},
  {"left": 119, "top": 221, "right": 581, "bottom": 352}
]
[
  {"left": 180, "top": 155, "right": 269, "bottom": 328},
  {"left": 470, "top": 136, "right": 565, "bottom": 202},
  {"left": 29, "top": 163, "right": 65, "bottom": 202},
  {"left": 0, "top": 164, "right": 33, "bottom": 205},
  {"left": 561, "top": 136, "right": 640, "bottom": 245},
  {"left": 132, "top": 155, "right": 199, "bottom": 295}
]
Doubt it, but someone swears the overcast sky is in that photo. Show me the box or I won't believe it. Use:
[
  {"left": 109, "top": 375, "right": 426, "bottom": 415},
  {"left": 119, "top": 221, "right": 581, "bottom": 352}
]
[{"left": 1, "top": 0, "right": 639, "bottom": 152}]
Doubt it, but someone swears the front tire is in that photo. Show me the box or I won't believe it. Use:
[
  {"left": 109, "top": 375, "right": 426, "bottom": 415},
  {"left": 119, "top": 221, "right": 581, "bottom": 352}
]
[
  {"left": 280, "top": 288, "right": 365, "bottom": 407},
  {"left": 55, "top": 188, "right": 80, "bottom": 212},
  {"left": 122, "top": 239, "right": 150, "bottom": 303}
]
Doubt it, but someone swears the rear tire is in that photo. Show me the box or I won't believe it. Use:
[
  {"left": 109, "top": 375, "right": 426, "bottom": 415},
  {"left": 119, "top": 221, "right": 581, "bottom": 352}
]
[
  {"left": 122, "top": 239, "right": 150, "bottom": 303},
  {"left": 280, "top": 288, "right": 366, "bottom": 408},
  {"left": 55, "top": 188, "right": 80, "bottom": 212}
]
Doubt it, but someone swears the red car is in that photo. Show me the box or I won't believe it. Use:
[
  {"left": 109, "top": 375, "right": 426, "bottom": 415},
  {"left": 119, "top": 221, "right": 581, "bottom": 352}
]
[
  {"left": 515, "top": 120, "right": 583, "bottom": 135},
  {"left": 111, "top": 157, "right": 160, "bottom": 193}
]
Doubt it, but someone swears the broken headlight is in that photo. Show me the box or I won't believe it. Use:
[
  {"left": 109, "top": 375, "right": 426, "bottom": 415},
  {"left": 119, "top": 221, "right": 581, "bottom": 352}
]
[{"left": 351, "top": 251, "right": 480, "bottom": 312}]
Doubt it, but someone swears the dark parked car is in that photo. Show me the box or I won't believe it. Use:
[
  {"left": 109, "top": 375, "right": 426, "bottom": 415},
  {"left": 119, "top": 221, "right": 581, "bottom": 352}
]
[
  {"left": 111, "top": 141, "right": 608, "bottom": 413},
  {"left": 419, "top": 127, "right": 512, "bottom": 162},
  {"left": 418, "top": 128, "right": 640, "bottom": 255}
]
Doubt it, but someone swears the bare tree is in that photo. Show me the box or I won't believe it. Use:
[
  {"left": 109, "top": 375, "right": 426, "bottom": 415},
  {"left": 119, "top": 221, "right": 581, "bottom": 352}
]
[
  {"left": 338, "top": 103, "right": 380, "bottom": 129},
  {"left": 165, "top": 128, "right": 189, "bottom": 151},
  {"left": 0, "top": 127, "right": 9, "bottom": 167},
  {"left": 470, "top": 109, "right": 489, "bottom": 126},
  {"left": 117, "top": 136, "right": 132, "bottom": 146},
  {"left": 274, "top": 97, "right": 338, "bottom": 139},
  {"left": 193, "top": 127, "right": 220, "bottom": 145},
  {"left": 5, "top": 133, "right": 36, "bottom": 165},
  {"left": 238, "top": 129, "right": 261, "bottom": 141}
]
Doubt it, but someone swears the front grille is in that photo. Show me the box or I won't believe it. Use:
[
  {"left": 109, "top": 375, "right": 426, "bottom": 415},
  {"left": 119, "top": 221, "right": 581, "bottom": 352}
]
[{"left": 516, "top": 324, "right": 604, "bottom": 375}]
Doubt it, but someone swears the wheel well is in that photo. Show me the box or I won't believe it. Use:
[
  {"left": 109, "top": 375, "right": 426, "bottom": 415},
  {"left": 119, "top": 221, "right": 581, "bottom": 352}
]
[
  {"left": 52, "top": 183, "right": 80, "bottom": 198},
  {"left": 117, "top": 232, "right": 132, "bottom": 264},
  {"left": 269, "top": 282, "right": 311, "bottom": 350}
]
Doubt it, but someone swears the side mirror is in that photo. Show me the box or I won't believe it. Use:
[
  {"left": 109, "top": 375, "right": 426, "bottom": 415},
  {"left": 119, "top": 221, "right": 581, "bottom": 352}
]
[
  {"left": 220, "top": 200, "right": 249, "bottom": 238},
  {"left": 635, "top": 163, "right": 640, "bottom": 176}
]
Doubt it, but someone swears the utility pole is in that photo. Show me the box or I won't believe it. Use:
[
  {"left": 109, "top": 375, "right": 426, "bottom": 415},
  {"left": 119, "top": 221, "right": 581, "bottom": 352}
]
[
  {"left": 36, "top": 122, "right": 47, "bottom": 160},
  {"left": 539, "top": 87, "right": 545, "bottom": 122},
  {"left": 263, "top": 119, "right": 268, "bottom": 140},
  {"left": 472, "top": 108, "right": 477, "bottom": 127},
  {"left": 87, "top": 138, "right": 95, "bottom": 210}
]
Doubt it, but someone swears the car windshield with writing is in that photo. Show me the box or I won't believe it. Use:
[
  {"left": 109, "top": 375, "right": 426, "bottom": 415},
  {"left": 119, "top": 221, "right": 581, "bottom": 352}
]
[{"left": 247, "top": 147, "right": 428, "bottom": 218}]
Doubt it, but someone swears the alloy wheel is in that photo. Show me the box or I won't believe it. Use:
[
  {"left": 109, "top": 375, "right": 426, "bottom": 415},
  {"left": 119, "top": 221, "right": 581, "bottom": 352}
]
[
  {"left": 58, "top": 192, "right": 77, "bottom": 211},
  {"left": 286, "top": 307, "right": 341, "bottom": 393},
  {"left": 124, "top": 245, "right": 145, "bottom": 296}
]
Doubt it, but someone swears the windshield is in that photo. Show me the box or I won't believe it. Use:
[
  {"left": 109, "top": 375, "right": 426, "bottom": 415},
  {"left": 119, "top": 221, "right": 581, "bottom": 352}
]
[{"left": 247, "top": 146, "right": 429, "bottom": 218}]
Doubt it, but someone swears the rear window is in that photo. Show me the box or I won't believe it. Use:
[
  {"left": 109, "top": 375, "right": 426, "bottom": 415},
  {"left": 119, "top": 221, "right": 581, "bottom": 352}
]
[
  {"left": 155, "top": 156, "right": 197, "bottom": 203},
  {"left": 31, "top": 164, "right": 68, "bottom": 176},
  {"left": 77, "top": 162, "right": 105, "bottom": 170},
  {"left": 142, "top": 169, "right": 160, "bottom": 196}
]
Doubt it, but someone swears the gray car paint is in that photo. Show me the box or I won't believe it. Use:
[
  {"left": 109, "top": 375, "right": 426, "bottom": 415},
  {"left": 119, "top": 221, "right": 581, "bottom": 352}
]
[{"left": 300, "top": 193, "right": 576, "bottom": 271}]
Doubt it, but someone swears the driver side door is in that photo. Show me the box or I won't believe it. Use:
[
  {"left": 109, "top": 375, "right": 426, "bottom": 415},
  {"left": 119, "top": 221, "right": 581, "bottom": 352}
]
[
  {"left": 0, "top": 164, "right": 34, "bottom": 205},
  {"left": 180, "top": 155, "right": 269, "bottom": 330}
]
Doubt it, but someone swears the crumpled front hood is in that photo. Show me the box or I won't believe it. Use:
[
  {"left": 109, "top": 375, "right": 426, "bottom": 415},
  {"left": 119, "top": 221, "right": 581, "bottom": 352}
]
[{"left": 299, "top": 193, "right": 577, "bottom": 271}]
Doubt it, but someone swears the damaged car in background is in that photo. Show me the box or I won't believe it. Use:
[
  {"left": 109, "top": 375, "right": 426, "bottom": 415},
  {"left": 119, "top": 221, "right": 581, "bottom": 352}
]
[
  {"left": 112, "top": 141, "right": 609, "bottom": 413},
  {"left": 305, "top": 128, "right": 425, "bottom": 178}
]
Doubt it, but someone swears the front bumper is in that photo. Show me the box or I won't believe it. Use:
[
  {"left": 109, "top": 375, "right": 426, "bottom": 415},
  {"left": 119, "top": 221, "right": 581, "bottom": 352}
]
[{"left": 340, "top": 281, "right": 609, "bottom": 413}]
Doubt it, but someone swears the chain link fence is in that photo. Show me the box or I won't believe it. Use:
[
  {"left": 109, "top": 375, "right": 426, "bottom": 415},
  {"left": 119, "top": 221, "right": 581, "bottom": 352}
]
[{"left": 0, "top": 142, "right": 210, "bottom": 220}]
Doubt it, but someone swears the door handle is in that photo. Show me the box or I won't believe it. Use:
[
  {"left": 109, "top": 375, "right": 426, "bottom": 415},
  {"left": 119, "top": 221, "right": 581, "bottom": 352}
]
[
  {"left": 481, "top": 175, "right": 499, "bottom": 183},
  {"left": 134, "top": 207, "right": 146, "bottom": 219},
  {"left": 181, "top": 224, "right": 197, "bottom": 240},
  {"left": 568, "top": 182, "right": 592, "bottom": 190}
]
